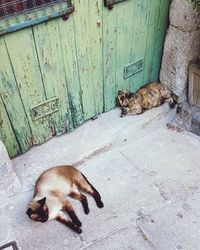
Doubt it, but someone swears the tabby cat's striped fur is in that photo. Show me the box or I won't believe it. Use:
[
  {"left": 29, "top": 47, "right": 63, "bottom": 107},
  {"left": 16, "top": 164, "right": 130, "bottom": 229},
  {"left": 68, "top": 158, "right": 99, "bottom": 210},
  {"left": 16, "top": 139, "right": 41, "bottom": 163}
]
[{"left": 117, "top": 82, "right": 181, "bottom": 117}]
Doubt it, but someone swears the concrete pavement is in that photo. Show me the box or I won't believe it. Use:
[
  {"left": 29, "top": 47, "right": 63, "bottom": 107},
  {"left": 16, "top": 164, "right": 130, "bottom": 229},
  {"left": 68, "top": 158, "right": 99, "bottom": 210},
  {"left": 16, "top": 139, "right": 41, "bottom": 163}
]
[{"left": 1, "top": 104, "right": 200, "bottom": 250}]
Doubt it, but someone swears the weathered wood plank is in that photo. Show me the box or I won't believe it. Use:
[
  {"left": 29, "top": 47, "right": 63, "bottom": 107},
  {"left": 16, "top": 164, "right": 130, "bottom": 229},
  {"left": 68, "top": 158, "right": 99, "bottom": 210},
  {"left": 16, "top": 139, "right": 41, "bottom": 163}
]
[
  {"left": 88, "top": 0, "right": 104, "bottom": 115},
  {"left": 143, "top": 0, "right": 161, "bottom": 84},
  {"left": 0, "top": 37, "right": 32, "bottom": 154},
  {"left": 4, "top": 28, "right": 52, "bottom": 145},
  {"left": 32, "top": 20, "right": 73, "bottom": 135},
  {"left": 103, "top": 5, "right": 117, "bottom": 111},
  {"left": 129, "top": 0, "right": 151, "bottom": 92},
  {"left": 72, "top": 0, "right": 97, "bottom": 120},
  {"left": 58, "top": 14, "right": 84, "bottom": 128},
  {"left": 151, "top": 0, "right": 171, "bottom": 81},
  {"left": 115, "top": 0, "right": 134, "bottom": 92},
  {"left": 0, "top": 96, "right": 20, "bottom": 157}
]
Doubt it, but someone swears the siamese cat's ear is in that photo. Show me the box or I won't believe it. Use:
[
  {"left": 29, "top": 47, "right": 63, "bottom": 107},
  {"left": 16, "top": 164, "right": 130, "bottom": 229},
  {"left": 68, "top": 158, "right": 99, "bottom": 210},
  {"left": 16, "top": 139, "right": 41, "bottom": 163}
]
[{"left": 37, "top": 197, "right": 46, "bottom": 207}]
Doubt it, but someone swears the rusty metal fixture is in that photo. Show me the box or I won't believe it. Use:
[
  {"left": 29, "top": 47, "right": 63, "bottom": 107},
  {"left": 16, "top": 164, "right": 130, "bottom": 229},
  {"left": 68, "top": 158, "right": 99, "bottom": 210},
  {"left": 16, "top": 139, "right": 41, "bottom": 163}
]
[{"left": 104, "top": 0, "right": 126, "bottom": 10}]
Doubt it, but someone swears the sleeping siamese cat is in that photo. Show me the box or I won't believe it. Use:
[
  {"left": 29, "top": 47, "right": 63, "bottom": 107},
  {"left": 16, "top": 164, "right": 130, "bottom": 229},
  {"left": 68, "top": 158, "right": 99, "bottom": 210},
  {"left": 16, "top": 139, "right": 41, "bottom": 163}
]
[
  {"left": 117, "top": 82, "right": 181, "bottom": 117},
  {"left": 26, "top": 165, "right": 104, "bottom": 234}
]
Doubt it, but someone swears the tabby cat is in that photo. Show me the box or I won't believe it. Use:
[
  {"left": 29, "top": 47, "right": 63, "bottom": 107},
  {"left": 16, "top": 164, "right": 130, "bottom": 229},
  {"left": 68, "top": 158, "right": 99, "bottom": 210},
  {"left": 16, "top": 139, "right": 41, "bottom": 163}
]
[
  {"left": 117, "top": 82, "right": 181, "bottom": 117},
  {"left": 26, "top": 165, "right": 104, "bottom": 234}
]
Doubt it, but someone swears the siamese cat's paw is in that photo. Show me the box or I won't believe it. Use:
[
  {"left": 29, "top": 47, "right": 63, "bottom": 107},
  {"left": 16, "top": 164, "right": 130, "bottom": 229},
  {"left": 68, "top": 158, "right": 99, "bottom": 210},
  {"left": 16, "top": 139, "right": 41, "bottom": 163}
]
[
  {"left": 84, "top": 208, "right": 90, "bottom": 215},
  {"left": 97, "top": 201, "right": 104, "bottom": 208},
  {"left": 75, "top": 226, "right": 82, "bottom": 234},
  {"left": 74, "top": 220, "right": 82, "bottom": 227}
]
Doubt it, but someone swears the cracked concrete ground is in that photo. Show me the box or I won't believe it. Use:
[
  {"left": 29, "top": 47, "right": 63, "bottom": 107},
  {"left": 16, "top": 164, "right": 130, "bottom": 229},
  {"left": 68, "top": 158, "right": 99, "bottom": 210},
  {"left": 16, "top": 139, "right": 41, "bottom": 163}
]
[{"left": 1, "top": 104, "right": 200, "bottom": 250}]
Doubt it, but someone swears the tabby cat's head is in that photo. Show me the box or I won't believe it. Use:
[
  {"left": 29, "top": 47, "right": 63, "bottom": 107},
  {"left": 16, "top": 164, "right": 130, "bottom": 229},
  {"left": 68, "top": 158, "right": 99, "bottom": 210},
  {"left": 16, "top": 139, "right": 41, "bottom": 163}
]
[
  {"left": 26, "top": 197, "right": 48, "bottom": 223},
  {"left": 116, "top": 90, "right": 130, "bottom": 107}
]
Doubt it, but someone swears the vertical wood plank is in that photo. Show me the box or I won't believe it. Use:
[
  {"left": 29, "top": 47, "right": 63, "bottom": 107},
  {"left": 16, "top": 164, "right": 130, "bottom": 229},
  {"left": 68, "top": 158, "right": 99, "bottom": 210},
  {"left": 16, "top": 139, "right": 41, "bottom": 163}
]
[
  {"left": 32, "top": 20, "right": 73, "bottom": 135},
  {"left": 0, "top": 96, "right": 20, "bottom": 157},
  {"left": 151, "top": 0, "right": 171, "bottom": 81},
  {"left": 58, "top": 14, "right": 84, "bottom": 128},
  {"left": 88, "top": 0, "right": 104, "bottom": 115},
  {"left": 103, "top": 5, "right": 117, "bottom": 111},
  {"left": 73, "top": 0, "right": 101, "bottom": 120},
  {"left": 0, "top": 37, "right": 32, "bottom": 154},
  {"left": 143, "top": 0, "right": 161, "bottom": 84},
  {"left": 129, "top": 0, "right": 151, "bottom": 92},
  {"left": 4, "top": 28, "right": 52, "bottom": 145},
  {"left": 115, "top": 0, "right": 135, "bottom": 92}
]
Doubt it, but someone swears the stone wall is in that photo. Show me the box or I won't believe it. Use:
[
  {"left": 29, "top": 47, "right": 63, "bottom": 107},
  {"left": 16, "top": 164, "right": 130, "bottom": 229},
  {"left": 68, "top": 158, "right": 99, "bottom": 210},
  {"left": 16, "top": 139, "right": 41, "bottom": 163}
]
[
  {"left": 0, "top": 141, "right": 21, "bottom": 205},
  {"left": 160, "top": 0, "right": 200, "bottom": 101}
]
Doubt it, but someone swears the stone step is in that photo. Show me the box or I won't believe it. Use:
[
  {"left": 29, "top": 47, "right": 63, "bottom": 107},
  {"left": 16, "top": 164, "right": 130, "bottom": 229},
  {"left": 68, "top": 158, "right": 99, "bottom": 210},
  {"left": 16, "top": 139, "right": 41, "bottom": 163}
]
[
  {"left": 0, "top": 141, "right": 21, "bottom": 247},
  {"left": 0, "top": 141, "right": 22, "bottom": 206}
]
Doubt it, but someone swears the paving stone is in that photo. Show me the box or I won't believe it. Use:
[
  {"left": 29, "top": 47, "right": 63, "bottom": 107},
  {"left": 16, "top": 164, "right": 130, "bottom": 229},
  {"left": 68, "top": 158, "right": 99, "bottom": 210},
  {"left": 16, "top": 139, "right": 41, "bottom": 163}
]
[
  {"left": 80, "top": 223, "right": 154, "bottom": 250},
  {"left": 121, "top": 127, "right": 200, "bottom": 201},
  {"left": 74, "top": 150, "right": 166, "bottom": 244},
  {"left": 137, "top": 192, "right": 200, "bottom": 250}
]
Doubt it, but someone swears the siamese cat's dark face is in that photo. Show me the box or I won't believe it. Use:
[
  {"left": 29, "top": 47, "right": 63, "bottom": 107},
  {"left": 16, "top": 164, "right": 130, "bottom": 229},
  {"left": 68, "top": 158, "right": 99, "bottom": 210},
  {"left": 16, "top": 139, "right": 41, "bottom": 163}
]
[{"left": 26, "top": 197, "right": 48, "bottom": 223}]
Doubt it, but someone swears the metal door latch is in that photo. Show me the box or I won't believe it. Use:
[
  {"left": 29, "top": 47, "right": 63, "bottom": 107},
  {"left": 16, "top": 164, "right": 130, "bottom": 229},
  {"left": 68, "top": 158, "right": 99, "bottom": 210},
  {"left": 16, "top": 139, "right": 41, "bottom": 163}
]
[{"left": 104, "top": 0, "right": 127, "bottom": 10}]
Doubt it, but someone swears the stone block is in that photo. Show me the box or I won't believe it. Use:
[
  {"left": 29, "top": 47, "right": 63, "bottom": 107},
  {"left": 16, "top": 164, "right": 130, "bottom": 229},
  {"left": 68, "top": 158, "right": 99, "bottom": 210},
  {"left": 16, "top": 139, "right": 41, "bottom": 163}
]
[
  {"left": 0, "top": 207, "right": 17, "bottom": 248},
  {"left": 0, "top": 141, "right": 21, "bottom": 206},
  {"left": 170, "top": 0, "right": 200, "bottom": 32},
  {"left": 175, "top": 102, "right": 200, "bottom": 136},
  {"left": 160, "top": 25, "right": 200, "bottom": 99},
  {"left": 137, "top": 193, "right": 200, "bottom": 250}
]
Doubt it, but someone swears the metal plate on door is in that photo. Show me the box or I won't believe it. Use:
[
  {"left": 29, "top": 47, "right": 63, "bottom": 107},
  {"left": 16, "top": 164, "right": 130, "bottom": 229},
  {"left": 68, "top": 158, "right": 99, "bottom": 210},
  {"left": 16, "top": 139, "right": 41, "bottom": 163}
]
[
  {"left": 30, "top": 97, "right": 59, "bottom": 120},
  {"left": 124, "top": 59, "right": 144, "bottom": 79}
]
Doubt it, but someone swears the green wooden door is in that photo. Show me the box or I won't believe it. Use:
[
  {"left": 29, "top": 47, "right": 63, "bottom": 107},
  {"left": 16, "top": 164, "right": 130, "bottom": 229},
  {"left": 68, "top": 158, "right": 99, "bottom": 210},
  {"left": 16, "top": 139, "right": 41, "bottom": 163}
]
[{"left": 0, "top": 0, "right": 170, "bottom": 157}]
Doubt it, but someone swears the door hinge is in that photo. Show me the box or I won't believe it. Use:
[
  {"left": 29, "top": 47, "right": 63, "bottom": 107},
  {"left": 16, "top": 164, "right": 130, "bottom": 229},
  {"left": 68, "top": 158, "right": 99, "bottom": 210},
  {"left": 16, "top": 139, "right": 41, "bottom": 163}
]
[{"left": 124, "top": 59, "right": 144, "bottom": 79}]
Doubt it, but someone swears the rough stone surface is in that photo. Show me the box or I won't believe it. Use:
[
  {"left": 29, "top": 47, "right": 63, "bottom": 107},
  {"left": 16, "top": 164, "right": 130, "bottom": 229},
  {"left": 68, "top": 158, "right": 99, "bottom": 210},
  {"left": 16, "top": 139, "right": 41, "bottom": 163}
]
[
  {"left": 80, "top": 224, "right": 154, "bottom": 250},
  {"left": 120, "top": 127, "right": 200, "bottom": 202},
  {"left": 0, "top": 207, "right": 17, "bottom": 247},
  {"left": 1, "top": 106, "right": 200, "bottom": 249},
  {"left": 160, "top": 0, "right": 200, "bottom": 101},
  {"left": 174, "top": 102, "right": 200, "bottom": 136},
  {"left": 137, "top": 192, "right": 200, "bottom": 250},
  {"left": 0, "top": 141, "right": 21, "bottom": 205},
  {"left": 170, "top": 0, "right": 200, "bottom": 32},
  {"left": 160, "top": 26, "right": 200, "bottom": 99}
]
